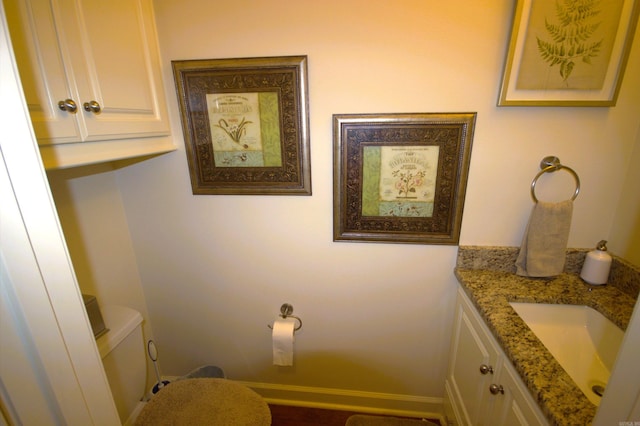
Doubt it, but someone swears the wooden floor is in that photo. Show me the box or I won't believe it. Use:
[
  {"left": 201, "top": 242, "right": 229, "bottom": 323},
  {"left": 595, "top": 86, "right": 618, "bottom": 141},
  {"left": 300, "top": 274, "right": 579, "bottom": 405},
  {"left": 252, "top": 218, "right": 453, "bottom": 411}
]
[{"left": 268, "top": 405, "right": 442, "bottom": 426}]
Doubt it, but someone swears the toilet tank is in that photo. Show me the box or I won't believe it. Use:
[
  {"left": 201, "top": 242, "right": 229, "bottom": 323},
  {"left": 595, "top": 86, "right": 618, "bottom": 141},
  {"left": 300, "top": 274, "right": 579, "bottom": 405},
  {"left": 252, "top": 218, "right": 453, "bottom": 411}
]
[{"left": 97, "top": 305, "right": 146, "bottom": 423}]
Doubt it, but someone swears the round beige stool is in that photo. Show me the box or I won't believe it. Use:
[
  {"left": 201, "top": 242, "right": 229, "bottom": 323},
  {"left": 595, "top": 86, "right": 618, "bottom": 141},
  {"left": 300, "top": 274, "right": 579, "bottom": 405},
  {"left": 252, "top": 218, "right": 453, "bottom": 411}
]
[{"left": 135, "top": 378, "right": 271, "bottom": 425}]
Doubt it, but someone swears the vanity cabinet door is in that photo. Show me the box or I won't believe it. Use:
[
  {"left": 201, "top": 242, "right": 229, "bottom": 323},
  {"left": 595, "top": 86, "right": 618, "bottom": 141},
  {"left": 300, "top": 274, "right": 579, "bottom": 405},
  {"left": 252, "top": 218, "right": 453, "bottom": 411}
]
[
  {"left": 444, "top": 288, "right": 548, "bottom": 426},
  {"left": 446, "top": 292, "right": 500, "bottom": 425},
  {"left": 491, "top": 362, "right": 548, "bottom": 426}
]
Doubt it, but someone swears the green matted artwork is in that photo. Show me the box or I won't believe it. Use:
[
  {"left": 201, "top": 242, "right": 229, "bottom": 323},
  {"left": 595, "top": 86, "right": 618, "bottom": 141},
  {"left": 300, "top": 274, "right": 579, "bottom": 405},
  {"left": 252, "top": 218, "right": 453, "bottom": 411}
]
[
  {"left": 333, "top": 113, "right": 476, "bottom": 245},
  {"left": 498, "top": 0, "right": 639, "bottom": 106},
  {"left": 172, "top": 56, "right": 311, "bottom": 194}
]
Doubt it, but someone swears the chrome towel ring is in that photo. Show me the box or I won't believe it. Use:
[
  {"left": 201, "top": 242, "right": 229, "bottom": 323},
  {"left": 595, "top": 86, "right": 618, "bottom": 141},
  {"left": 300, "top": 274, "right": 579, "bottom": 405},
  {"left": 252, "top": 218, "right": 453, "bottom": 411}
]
[{"left": 530, "top": 156, "right": 580, "bottom": 203}]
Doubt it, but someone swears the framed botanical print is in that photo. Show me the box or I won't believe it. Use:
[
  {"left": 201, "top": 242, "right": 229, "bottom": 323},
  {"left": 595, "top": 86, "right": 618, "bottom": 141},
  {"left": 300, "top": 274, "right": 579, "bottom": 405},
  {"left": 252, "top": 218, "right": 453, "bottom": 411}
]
[
  {"left": 498, "top": 0, "right": 639, "bottom": 106},
  {"left": 173, "top": 56, "right": 311, "bottom": 194},
  {"left": 333, "top": 113, "right": 476, "bottom": 244}
]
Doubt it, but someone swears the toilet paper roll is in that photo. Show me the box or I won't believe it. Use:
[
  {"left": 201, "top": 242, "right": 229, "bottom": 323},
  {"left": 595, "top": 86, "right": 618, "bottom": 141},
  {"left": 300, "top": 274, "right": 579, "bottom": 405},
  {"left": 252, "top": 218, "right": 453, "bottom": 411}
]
[{"left": 272, "top": 318, "right": 296, "bottom": 366}]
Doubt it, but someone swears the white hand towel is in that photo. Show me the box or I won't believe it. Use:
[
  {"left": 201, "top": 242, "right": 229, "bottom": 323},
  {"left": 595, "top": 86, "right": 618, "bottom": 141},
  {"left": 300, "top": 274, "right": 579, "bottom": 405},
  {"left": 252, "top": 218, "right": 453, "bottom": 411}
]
[{"left": 515, "top": 200, "right": 573, "bottom": 277}]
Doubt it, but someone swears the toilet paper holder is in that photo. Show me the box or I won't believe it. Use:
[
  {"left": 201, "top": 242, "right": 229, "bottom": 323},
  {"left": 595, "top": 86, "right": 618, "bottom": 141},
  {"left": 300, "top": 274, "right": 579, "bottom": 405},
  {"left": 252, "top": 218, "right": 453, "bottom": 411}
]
[{"left": 268, "top": 303, "right": 302, "bottom": 332}]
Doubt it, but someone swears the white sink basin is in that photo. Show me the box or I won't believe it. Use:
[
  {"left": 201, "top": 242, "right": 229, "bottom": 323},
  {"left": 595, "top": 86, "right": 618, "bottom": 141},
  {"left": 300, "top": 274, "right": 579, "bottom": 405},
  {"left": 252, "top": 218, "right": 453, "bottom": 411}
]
[{"left": 509, "top": 302, "right": 624, "bottom": 405}]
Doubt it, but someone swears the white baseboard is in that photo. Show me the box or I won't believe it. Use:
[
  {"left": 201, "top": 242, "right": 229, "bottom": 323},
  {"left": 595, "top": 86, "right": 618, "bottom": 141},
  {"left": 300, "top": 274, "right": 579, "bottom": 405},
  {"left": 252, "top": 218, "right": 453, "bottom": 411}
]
[{"left": 234, "top": 380, "right": 445, "bottom": 422}]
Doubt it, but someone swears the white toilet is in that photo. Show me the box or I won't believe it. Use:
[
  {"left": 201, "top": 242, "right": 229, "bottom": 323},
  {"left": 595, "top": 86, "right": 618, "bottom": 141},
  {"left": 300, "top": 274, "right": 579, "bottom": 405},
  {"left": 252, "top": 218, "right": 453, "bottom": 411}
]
[{"left": 97, "top": 305, "right": 271, "bottom": 425}]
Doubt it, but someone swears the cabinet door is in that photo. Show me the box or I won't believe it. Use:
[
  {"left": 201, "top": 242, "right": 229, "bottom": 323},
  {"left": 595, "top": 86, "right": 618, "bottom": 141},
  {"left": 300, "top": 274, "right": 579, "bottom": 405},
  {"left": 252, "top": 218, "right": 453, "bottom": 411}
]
[
  {"left": 57, "top": 0, "right": 169, "bottom": 141},
  {"left": 447, "top": 295, "right": 500, "bottom": 425},
  {"left": 6, "top": 0, "right": 169, "bottom": 144},
  {"left": 490, "top": 362, "right": 547, "bottom": 426},
  {"left": 5, "top": 0, "right": 82, "bottom": 143}
]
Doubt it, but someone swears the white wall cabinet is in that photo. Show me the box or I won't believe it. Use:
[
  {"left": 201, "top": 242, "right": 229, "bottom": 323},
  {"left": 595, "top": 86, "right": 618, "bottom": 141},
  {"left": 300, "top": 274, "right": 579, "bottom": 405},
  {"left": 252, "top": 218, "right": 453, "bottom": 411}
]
[
  {"left": 5, "top": 0, "right": 175, "bottom": 169},
  {"left": 444, "top": 288, "right": 548, "bottom": 426}
]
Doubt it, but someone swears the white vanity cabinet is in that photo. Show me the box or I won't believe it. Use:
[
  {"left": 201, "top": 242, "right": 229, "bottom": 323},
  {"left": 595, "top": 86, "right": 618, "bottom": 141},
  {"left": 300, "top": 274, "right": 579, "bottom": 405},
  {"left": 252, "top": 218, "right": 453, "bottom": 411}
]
[
  {"left": 5, "top": 0, "right": 174, "bottom": 169},
  {"left": 444, "top": 288, "right": 548, "bottom": 426}
]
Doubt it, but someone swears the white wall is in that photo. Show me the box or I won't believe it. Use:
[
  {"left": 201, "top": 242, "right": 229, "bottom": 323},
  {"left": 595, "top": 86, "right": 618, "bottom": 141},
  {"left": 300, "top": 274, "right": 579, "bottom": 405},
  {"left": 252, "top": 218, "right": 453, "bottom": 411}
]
[{"left": 48, "top": 0, "right": 640, "bottom": 413}]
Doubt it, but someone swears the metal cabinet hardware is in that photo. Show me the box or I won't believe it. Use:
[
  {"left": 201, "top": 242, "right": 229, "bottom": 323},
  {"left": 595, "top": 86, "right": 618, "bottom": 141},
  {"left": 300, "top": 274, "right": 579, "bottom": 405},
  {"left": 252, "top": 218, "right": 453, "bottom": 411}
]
[
  {"left": 83, "top": 100, "right": 101, "bottom": 113},
  {"left": 489, "top": 384, "right": 504, "bottom": 395},
  {"left": 58, "top": 99, "right": 77, "bottom": 113},
  {"left": 479, "top": 364, "right": 494, "bottom": 375}
]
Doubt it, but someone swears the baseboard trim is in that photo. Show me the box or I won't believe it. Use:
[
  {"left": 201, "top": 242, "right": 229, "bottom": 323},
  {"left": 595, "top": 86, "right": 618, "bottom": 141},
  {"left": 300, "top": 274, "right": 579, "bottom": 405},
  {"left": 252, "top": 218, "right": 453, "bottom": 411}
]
[{"left": 234, "top": 380, "right": 445, "bottom": 422}]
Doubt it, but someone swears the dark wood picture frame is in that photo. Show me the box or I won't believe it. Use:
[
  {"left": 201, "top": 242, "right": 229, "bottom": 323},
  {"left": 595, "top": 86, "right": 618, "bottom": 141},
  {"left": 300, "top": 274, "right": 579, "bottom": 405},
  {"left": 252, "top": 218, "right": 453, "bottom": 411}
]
[
  {"left": 172, "top": 56, "right": 311, "bottom": 195},
  {"left": 333, "top": 113, "right": 476, "bottom": 244}
]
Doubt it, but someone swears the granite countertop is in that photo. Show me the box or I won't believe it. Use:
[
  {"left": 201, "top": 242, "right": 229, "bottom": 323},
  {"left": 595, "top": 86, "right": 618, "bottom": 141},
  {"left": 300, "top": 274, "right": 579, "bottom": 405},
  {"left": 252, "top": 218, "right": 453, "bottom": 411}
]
[{"left": 455, "top": 247, "right": 639, "bottom": 426}]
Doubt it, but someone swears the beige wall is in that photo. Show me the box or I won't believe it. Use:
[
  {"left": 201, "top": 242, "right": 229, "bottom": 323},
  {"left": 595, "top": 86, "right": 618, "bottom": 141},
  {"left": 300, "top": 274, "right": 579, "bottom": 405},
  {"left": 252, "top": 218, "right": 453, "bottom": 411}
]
[
  {"left": 610, "top": 124, "right": 640, "bottom": 265},
  {"left": 48, "top": 0, "right": 640, "bottom": 413},
  {"left": 47, "top": 164, "right": 159, "bottom": 391}
]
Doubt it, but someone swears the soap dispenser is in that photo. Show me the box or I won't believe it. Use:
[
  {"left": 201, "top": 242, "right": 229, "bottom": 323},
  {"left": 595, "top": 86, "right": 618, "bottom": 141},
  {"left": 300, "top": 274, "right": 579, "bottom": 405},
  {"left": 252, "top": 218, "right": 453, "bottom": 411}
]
[{"left": 580, "top": 240, "right": 612, "bottom": 285}]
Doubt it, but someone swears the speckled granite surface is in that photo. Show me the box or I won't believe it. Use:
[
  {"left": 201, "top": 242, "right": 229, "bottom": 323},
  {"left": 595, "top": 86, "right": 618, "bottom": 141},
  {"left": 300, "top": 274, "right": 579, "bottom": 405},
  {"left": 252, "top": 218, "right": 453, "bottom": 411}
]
[
  {"left": 457, "top": 246, "right": 640, "bottom": 298},
  {"left": 455, "top": 246, "right": 639, "bottom": 426}
]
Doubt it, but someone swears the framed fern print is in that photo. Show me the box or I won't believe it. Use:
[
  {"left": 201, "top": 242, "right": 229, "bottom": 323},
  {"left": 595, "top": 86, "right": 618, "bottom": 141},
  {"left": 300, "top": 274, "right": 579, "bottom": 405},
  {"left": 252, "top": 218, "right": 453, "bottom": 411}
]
[
  {"left": 173, "top": 56, "right": 311, "bottom": 194},
  {"left": 498, "top": 0, "right": 639, "bottom": 106},
  {"left": 333, "top": 113, "right": 476, "bottom": 245}
]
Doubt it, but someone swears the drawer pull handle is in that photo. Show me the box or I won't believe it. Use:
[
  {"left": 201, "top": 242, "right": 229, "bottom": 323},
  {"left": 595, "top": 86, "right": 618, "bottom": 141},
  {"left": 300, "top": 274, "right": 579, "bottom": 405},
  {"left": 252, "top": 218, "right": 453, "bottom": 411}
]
[
  {"left": 489, "top": 384, "right": 504, "bottom": 395},
  {"left": 479, "top": 364, "right": 493, "bottom": 375}
]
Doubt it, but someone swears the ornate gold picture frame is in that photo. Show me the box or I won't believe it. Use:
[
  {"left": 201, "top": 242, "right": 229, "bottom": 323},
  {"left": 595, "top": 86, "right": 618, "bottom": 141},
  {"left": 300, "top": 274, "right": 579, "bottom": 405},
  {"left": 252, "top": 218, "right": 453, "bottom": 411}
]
[
  {"left": 173, "top": 56, "right": 311, "bottom": 194},
  {"left": 333, "top": 113, "right": 476, "bottom": 245},
  {"left": 498, "top": 0, "right": 639, "bottom": 106}
]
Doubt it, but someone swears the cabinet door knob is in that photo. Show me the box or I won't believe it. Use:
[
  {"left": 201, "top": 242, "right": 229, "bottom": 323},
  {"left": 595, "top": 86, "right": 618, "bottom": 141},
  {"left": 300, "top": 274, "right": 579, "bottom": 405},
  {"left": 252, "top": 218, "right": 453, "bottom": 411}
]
[
  {"left": 83, "top": 101, "right": 101, "bottom": 114},
  {"left": 58, "top": 99, "right": 77, "bottom": 113},
  {"left": 489, "top": 384, "right": 504, "bottom": 395},
  {"left": 479, "top": 364, "right": 493, "bottom": 375}
]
